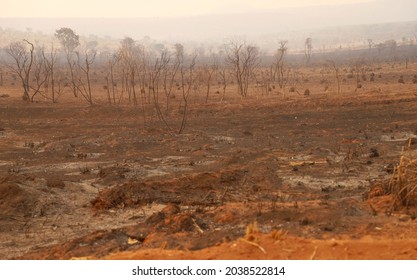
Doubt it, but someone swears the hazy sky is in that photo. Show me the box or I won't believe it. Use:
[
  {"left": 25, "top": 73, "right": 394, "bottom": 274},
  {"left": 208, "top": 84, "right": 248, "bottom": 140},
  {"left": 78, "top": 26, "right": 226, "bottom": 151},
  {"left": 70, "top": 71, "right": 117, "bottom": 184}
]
[{"left": 2, "top": 0, "right": 374, "bottom": 18}]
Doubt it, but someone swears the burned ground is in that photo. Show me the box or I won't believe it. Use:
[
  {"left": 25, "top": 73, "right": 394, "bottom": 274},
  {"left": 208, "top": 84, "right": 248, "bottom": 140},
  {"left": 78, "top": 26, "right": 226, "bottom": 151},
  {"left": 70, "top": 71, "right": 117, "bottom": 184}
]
[{"left": 1, "top": 66, "right": 417, "bottom": 259}]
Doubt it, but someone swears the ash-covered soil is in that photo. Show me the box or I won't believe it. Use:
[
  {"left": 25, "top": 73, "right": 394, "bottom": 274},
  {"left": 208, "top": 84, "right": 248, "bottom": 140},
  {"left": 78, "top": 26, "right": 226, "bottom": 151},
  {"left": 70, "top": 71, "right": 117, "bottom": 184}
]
[{"left": 1, "top": 78, "right": 417, "bottom": 259}]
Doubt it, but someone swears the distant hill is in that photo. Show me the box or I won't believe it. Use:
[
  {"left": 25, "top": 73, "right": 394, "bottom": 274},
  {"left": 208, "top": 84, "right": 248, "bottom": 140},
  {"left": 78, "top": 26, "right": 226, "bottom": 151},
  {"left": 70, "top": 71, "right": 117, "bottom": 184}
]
[{"left": 0, "top": 0, "right": 416, "bottom": 52}]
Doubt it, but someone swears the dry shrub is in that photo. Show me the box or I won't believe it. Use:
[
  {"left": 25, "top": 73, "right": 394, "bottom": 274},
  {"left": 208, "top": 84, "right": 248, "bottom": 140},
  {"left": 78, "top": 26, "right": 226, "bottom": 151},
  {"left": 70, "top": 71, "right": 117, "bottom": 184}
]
[
  {"left": 240, "top": 221, "right": 267, "bottom": 254},
  {"left": 271, "top": 229, "right": 287, "bottom": 241},
  {"left": 245, "top": 221, "right": 260, "bottom": 241},
  {"left": 389, "top": 140, "right": 417, "bottom": 209}
]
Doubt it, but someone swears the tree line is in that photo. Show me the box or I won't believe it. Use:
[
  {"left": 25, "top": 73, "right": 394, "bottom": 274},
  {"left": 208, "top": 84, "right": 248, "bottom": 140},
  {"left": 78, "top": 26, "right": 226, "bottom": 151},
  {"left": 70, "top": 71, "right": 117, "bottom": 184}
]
[{"left": 2, "top": 27, "right": 416, "bottom": 132}]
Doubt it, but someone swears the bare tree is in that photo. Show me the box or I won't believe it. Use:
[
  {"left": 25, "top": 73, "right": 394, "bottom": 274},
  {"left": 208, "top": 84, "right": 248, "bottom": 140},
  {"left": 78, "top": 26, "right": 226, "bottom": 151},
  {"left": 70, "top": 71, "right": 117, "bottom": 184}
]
[
  {"left": 42, "top": 44, "right": 62, "bottom": 103},
  {"left": 118, "top": 37, "right": 135, "bottom": 105},
  {"left": 226, "top": 41, "right": 259, "bottom": 97},
  {"left": 6, "top": 39, "right": 34, "bottom": 101},
  {"left": 202, "top": 57, "right": 218, "bottom": 103},
  {"left": 178, "top": 54, "right": 197, "bottom": 134},
  {"left": 55, "top": 27, "right": 80, "bottom": 97},
  {"left": 218, "top": 66, "right": 230, "bottom": 102},
  {"left": 150, "top": 50, "right": 171, "bottom": 130},
  {"left": 305, "top": 37, "right": 313, "bottom": 65},
  {"left": 329, "top": 60, "right": 341, "bottom": 94},
  {"left": 403, "top": 55, "right": 410, "bottom": 69},
  {"left": 273, "top": 40, "right": 289, "bottom": 89},
  {"left": 352, "top": 58, "right": 364, "bottom": 90},
  {"left": 75, "top": 48, "right": 96, "bottom": 105},
  {"left": 104, "top": 54, "right": 120, "bottom": 104},
  {"left": 257, "top": 68, "right": 272, "bottom": 96},
  {"left": 29, "top": 45, "right": 50, "bottom": 102},
  {"left": 117, "top": 37, "right": 146, "bottom": 106},
  {"left": 161, "top": 50, "right": 180, "bottom": 110}
]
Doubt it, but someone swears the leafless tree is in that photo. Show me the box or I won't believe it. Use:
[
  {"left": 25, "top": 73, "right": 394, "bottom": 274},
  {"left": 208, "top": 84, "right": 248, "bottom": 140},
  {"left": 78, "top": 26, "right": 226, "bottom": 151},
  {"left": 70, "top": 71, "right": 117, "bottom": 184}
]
[
  {"left": 257, "top": 69, "right": 272, "bottom": 96},
  {"left": 178, "top": 54, "right": 197, "bottom": 134},
  {"left": 104, "top": 54, "right": 120, "bottom": 104},
  {"left": 328, "top": 60, "right": 341, "bottom": 94},
  {"left": 305, "top": 37, "right": 313, "bottom": 65},
  {"left": 42, "top": 44, "right": 62, "bottom": 103},
  {"left": 218, "top": 66, "right": 230, "bottom": 102},
  {"left": 137, "top": 47, "right": 149, "bottom": 106},
  {"left": 202, "top": 57, "right": 218, "bottom": 103},
  {"left": 161, "top": 50, "right": 180, "bottom": 110},
  {"left": 75, "top": 48, "right": 96, "bottom": 105},
  {"left": 118, "top": 37, "right": 138, "bottom": 105},
  {"left": 29, "top": 45, "right": 50, "bottom": 102},
  {"left": 6, "top": 39, "right": 34, "bottom": 101},
  {"left": 352, "top": 58, "right": 365, "bottom": 90},
  {"left": 150, "top": 50, "right": 171, "bottom": 130},
  {"left": 117, "top": 37, "right": 150, "bottom": 107},
  {"left": 404, "top": 55, "right": 409, "bottom": 69},
  {"left": 226, "top": 41, "right": 259, "bottom": 97},
  {"left": 273, "top": 40, "right": 289, "bottom": 89}
]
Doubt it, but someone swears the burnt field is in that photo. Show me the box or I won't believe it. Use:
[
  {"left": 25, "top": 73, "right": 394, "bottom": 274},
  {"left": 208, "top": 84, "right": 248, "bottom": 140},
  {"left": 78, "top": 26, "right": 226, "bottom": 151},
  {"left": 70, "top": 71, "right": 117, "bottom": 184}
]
[{"left": 1, "top": 63, "right": 417, "bottom": 259}]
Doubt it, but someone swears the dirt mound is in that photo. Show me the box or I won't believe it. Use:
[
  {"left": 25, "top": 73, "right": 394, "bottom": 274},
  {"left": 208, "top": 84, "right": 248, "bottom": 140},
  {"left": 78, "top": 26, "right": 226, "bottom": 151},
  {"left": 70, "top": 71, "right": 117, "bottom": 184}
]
[
  {"left": 98, "top": 165, "right": 130, "bottom": 184},
  {"left": 104, "top": 234, "right": 417, "bottom": 260},
  {"left": 0, "top": 182, "right": 40, "bottom": 219},
  {"left": 15, "top": 227, "right": 147, "bottom": 260},
  {"left": 145, "top": 204, "right": 207, "bottom": 234},
  {"left": 91, "top": 169, "right": 247, "bottom": 210}
]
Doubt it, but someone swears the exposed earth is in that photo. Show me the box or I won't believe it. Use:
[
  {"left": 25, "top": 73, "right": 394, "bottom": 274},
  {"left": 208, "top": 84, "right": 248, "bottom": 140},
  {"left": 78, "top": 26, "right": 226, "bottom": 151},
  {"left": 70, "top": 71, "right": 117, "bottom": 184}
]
[{"left": 1, "top": 64, "right": 417, "bottom": 260}]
